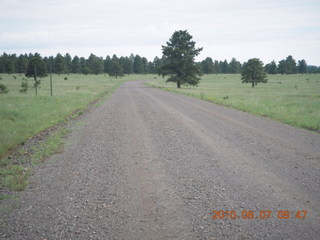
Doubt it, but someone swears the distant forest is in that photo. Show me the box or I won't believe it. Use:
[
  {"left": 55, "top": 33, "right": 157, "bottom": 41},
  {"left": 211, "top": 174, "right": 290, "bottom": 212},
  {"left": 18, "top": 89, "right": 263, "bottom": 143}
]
[{"left": 1, "top": 52, "right": 319, "bottom": 76}]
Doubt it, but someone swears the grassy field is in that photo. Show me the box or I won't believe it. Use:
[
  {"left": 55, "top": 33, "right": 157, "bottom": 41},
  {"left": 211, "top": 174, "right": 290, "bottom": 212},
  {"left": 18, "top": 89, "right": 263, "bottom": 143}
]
[
  {"left": 147, "top": 74, "right": 320, "bottom": 131},
  {"left": 0, "top": 73, "right": 152, "bottom": 159}
]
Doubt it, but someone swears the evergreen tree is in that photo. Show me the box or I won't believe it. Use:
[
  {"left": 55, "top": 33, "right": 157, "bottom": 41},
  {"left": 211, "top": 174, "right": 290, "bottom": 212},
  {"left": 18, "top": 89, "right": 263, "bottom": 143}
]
[
  {"left": 201, "top": 57, "right": 214, "bottom": 74},
  {"left": 87, "top": 54, "right": 104, "bottom": 74},
  {"left": 133, "top": 55, "right": 143, "bottom": 74},
  {"left": 4, "top": 58, "right": 14, "bottom": 74},
  {"left": 54, "top": 53, "right": 66, "bottom": 75},
  {"left": 213, "top": 60, "right": 220, "bottom": 73},
  {"left": 64, "top": 53, "right": 72, "bottom": 73},
  {"left": 229, "top": 58, "right": 241, "bottom": 73},
  {"left": 298, "top": 59, "right": 307, "bottom": 74},
  {"left": 119, "top": 56, "right": 133, "bottom": 74},
  {"left": 153, "top": 57, "right": 162, "bottom": 74},
  {"left": 25, "top": 53, "right": 47, "bottom": 95},
  {"left": 265, "top": 60, "right": 278, "bottom": 74},
  {"left": 110, "top": 59, "right": 124, "bottom": 78},
  {"left": 241, "top": 58, "right": 267, "bottom": 87},
  {"left": 104, "top": 55, "right": 112, "bottom": 74},
  {"left": 285, "top": 55, "right": 297, "bottom": 74},
  {"left": 278, "top": 55, "right": 297, "bottom": 74},
  {"left": 1, "top": 53, "right": 15, "bottom": 74},
  {"left": 0, "top": 55, "right": 4, "bottom": 73},
  {"left": 142, "top": 57, "right": 148, "bottom": 73},
  {"left": 160, "top": 30, "right": 203, "bottom": 88},
  {"left": 277, "top": 60, "right": 286, "bottom": 74},
  {"left": 71, "top": 56, "right": 81, "bottom": 73},
  {"left": 17, "top": 54, "right": 29, "bottom": 73},
  {"left": 220, "top": 60, "right": 229, "bottom": 74},
  {"left": 147, "top": 61, "right": 155, "bottom": 74},
  {"left": 80, "top": 57, "right": 90, "bottom": 75}
]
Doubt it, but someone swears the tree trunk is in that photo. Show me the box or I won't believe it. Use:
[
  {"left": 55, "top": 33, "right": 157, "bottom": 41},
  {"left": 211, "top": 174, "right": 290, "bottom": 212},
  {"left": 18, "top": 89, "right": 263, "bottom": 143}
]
[
  {"left": 177, "top": 80, "right": 181, "bottom": 88},
  {"left": 252, "top": 81, "right": 254, "bottom": 88}
]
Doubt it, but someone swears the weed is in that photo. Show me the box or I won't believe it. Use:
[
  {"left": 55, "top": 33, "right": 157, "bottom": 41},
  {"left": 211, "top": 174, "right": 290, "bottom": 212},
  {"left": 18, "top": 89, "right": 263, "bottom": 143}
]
[
  {"left": 0, "top": 195, "right": 16, "bottom": 200},
  {"left": 1, "top": 165, "right": 29, "bottom": 191},
  {"left": 31, "top": 127, "right": 69, "bottom": 165}
]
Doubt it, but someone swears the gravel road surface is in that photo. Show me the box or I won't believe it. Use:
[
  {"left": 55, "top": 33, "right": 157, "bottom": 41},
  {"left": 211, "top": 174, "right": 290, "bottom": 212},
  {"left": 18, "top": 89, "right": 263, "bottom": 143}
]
[{"left": 1, "top": 80, "right": 320, "bottom": 239}]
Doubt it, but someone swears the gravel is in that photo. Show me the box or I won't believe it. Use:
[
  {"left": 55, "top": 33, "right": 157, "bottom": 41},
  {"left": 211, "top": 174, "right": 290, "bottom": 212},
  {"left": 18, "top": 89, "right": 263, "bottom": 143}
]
[{"left": 1, "top": 80, "right": 319, "bottom": 239}]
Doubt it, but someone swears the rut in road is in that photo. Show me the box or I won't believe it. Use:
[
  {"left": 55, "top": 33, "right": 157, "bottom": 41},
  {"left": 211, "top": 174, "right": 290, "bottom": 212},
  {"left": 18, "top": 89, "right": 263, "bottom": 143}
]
[{"left": 1, "top": 80, "right": 320, "bottom": 240}]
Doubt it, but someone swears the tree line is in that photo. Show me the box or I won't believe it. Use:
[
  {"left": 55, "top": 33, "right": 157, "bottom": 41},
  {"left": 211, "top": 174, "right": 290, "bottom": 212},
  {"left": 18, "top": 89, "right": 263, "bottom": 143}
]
[
  {"left": 0, "top": 52, "right": 319, "bottom": 77},
  {"left": 200, "top": 56, "right": 320, "bottom": 74},
  {"left": 0, "top": 52, "right": 160, "bottom": 77}
]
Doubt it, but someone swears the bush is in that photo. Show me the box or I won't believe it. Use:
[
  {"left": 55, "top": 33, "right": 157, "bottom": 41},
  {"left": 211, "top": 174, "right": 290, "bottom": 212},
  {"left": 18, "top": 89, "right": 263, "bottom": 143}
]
[
  {"left": 19, "top": 80, "right": 29, "bottom": 94},
  {"left": 64, "top": 77, "right": 68, "bottom": 80},
  {"left": 0, "top": 83, "right": 9, "bottom": 94}
]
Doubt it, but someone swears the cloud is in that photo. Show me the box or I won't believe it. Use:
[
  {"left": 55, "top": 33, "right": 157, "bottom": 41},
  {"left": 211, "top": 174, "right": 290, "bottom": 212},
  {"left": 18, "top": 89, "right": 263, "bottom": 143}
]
[{"left": 1, "top": 0, "right": 319, "bottom": 65}]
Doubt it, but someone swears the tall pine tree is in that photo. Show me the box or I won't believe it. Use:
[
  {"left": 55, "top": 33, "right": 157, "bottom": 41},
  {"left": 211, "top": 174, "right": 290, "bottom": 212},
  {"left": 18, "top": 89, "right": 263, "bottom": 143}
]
[{"left": 160, "top": 30, "right": 203, "bottom": 88}]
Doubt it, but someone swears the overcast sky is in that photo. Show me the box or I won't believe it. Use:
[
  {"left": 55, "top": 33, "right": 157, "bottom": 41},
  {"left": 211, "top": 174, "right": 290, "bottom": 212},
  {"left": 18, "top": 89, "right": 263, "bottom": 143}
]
[{"left": 1, "top": 0, "right": 320, "bottom": 65}]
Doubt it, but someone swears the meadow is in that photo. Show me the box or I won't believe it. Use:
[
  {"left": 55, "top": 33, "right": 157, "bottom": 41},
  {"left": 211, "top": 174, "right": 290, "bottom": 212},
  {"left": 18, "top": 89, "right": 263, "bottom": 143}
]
[
  {"left": 0, "top": 73, "right": 152, "bottom": 159},
  {"left": 147, "top": 74, "right": 320, "bottom": 131}
]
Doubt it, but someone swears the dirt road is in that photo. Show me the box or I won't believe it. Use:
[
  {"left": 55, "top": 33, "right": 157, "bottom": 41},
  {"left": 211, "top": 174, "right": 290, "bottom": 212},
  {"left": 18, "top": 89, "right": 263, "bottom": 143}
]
[{"left": 1, "top": 80, "right": 320, "bottom": 239}]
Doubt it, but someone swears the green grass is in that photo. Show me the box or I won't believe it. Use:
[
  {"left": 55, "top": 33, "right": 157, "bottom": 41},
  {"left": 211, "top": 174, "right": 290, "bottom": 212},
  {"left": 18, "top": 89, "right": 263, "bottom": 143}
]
[
  {"left": 0, "top": 73, "right": 153, "bottom": 191},
  {"left": 0, "top": 74, "right": 153, "bottom": 158},
  {"left": 147, "top": 74, "right": 320, "bottom": 131}
]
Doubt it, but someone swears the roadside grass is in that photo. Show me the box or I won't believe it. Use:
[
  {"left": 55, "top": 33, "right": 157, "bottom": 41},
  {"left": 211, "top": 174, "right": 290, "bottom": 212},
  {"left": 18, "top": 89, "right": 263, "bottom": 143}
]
[
  {"left": 0, "top": 74, "right": 153, "bottom": 191},
  {"left": 147, "top": 74, "right": 320, "bottom": 131},
  {"left": 0, "top": 127, "right": 69, "bottom": 191}
]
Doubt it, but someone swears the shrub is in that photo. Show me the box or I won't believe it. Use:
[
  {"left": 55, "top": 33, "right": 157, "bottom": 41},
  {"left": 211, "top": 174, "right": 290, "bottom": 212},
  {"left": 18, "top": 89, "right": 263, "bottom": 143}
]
[
  {"left": 64, "top": 77, "right": 68, "bottom": 80},
  {"left": 0, "top": 83, "right": 9, "bottom": 94},
  {"left": 19, "top": 80, "right": 29, "bottom": 94}
]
